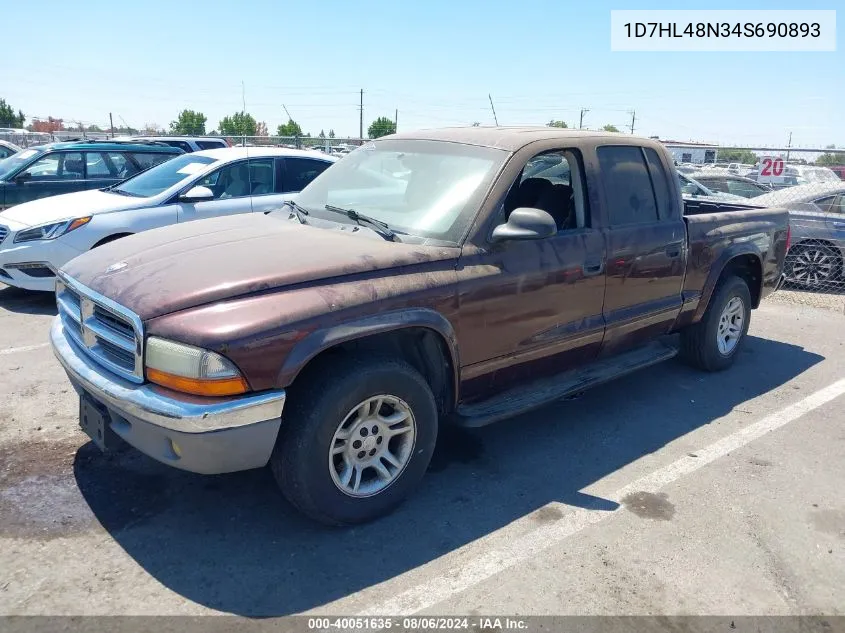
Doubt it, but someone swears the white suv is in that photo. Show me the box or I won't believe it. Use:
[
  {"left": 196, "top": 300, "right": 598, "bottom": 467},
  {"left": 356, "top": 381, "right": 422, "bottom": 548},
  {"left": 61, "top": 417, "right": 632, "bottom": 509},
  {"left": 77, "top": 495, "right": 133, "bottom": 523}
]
[{"left": 0, "top": 147, "right": 335, "bottom": 291}]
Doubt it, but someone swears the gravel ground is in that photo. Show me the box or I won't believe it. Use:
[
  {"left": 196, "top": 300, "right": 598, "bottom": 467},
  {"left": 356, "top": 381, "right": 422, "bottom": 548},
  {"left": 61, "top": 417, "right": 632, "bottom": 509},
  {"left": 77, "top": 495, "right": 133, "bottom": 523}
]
[{"left": 767, "top": 288, "right": 844, "bottom": 313}]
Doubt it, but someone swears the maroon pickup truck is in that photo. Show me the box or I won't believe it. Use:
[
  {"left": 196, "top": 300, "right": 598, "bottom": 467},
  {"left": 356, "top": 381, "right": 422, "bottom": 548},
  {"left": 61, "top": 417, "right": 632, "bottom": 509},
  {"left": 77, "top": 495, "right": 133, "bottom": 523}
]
[{"left": 50, "top": 128, "right": 789, "bottom": 525}]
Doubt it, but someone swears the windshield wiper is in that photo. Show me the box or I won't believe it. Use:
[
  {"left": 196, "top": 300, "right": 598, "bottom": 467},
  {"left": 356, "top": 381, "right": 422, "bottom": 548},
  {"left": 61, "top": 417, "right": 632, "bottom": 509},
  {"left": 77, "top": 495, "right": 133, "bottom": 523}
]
[
  {"left": 279, "top": 199, "right": 310, "bottom": 223},
  {"left": 323, "top": 204, "right": 396, "bottom": 241},
  {"left": 109, "top": 188, "right": 141, "bottom": 197}
]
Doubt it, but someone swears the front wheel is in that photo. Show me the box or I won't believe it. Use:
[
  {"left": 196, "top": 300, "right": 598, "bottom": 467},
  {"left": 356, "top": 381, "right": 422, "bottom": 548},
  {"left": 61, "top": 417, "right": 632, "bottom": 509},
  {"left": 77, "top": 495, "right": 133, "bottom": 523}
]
[
  {"left": 271, "top": 355, "right": 438, "bottom": 526},
  {"left": 680, "top": 275, "right": 751, "bottom": 372}
]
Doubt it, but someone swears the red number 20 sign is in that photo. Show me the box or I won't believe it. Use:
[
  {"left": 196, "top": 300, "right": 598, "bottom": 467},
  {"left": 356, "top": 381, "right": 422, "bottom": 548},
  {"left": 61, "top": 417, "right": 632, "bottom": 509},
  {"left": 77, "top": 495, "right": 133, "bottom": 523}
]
[{"left": 759, "top": 156, "right": 785, "bottom": 183}]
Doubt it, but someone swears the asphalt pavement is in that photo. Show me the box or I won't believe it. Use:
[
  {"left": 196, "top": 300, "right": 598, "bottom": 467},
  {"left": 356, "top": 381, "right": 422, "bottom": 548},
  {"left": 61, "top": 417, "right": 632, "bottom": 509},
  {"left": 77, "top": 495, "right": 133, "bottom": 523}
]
[{"left": 0, "top": 283, "right": 843, "bottom": 617}]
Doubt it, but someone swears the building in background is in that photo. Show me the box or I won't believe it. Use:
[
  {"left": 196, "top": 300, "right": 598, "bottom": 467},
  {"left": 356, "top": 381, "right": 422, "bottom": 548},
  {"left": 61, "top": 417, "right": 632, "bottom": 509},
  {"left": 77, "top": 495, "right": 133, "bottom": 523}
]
[{"left": 661, "top": 140, "right": 719, "bottom": 165}]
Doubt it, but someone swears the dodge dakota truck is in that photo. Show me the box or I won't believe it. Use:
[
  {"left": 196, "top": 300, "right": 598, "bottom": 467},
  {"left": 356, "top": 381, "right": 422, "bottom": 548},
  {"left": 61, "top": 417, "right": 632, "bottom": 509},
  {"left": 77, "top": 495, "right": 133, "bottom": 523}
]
[{"left": 50, "top": 128, "right": 790, "bottom": 525}]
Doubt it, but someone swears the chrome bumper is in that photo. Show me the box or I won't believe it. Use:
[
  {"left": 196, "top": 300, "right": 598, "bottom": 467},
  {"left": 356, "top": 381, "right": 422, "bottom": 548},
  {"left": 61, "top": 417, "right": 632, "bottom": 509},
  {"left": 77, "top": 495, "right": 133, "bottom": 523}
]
[{"left": 51, "top": 317, "right": 286, "bottom": 474}]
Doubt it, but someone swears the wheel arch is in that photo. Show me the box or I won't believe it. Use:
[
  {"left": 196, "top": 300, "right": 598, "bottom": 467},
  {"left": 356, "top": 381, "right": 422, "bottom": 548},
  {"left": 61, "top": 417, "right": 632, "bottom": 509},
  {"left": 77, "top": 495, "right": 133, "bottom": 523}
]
[
  {"left": 278, "top": 309, "right": 460, "bottom": 416},
  {"left": 693, "top": 247, "right": 763, "bottom": 323},
  {"left": 92, "top": 232, "right": 134, "bottom": 248}
]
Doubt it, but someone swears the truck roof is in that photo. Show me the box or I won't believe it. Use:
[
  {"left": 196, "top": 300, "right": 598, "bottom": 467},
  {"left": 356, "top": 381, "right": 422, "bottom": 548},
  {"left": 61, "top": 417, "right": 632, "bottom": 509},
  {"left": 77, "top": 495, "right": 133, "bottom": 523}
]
[{"left": 385, "top": 126, "right": 647, "bottom": 151}]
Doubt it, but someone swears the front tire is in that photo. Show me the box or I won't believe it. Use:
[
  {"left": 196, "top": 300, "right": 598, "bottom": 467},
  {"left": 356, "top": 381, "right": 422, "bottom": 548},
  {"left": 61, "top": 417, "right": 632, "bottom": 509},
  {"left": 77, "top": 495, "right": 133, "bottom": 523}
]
[
  {"left": 271, "top": 355, "right": 438, "bottom": 526},
  {"left": 680, "top": 275, "right": 751, "bottom": 372}
]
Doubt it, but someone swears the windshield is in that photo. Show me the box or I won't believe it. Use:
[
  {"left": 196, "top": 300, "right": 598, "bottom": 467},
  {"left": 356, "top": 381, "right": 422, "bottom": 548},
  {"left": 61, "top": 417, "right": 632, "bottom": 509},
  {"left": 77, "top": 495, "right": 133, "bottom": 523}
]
[
  {"left": 295, "top": 139, "right": 507, "bottom": 242},
  {"left": 0, "top": 148, "right": 42, "bottom": 180},
  {"left": 112, "top": 154, "right": 217, "bottom": 198}
]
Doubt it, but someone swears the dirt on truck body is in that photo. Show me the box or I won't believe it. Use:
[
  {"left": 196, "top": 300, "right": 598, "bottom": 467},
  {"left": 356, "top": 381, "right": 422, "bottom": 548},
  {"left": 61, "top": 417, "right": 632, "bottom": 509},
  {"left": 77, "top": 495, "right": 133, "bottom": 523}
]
[{"left": 52, "top": 127, "right": 790, "bottom": 525}]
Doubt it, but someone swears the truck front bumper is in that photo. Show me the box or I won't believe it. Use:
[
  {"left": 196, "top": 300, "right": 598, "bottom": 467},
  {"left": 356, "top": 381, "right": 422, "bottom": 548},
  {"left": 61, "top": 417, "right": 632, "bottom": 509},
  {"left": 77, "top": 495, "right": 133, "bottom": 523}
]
[{"left": 50, "top": 317, "right": 286, "bottom": 474}]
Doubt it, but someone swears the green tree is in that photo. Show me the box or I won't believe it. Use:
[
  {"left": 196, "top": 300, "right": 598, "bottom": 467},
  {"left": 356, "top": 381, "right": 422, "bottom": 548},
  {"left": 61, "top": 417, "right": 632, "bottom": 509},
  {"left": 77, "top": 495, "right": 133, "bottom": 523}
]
[
  {"left": 547, "top": 120, "right": 568, "bottom": 128},
  {"left": 277, "top": 118, "right": 303, "bottom": 136},
  {"left": 368, "top": 116, "right": 396, "bottom": 139},
  {"left": 602, "top": 124, "right": 620, "bottom": 132},
  {"left": 0, "top": 98, "right": 25, "bottom": 128},
  {"left": 472, "top": 121, "right": 481, "bottom": 127},
  {"left": 816, "top": 152, "right": 845, "bottom": 166},
  {"left": 717, "top": 149, "right": 758, "bottom": 164},
  {"left": 319, "top": 129, "right": 326, "bottom": 138},
  {"left": 329, "top": 129, "right": 335, "bottom": 138},
  {"left": 87, "top": 124, "right": 103, "bottom": 132},
  {"left": 218, "top": 111, "right": 257, "bottom": 136},
  {"left": 170, "top": 109, "right": 207, "bottom": 135}
]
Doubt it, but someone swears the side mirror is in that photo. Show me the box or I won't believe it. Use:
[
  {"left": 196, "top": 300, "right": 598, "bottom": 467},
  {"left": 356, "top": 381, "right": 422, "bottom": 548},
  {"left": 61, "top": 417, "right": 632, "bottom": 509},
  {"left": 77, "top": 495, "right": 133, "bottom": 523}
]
[
  {"left": 179, "top": 185, "right": 214, "bottom": 202},
  {"left": 14, "top": 171, "right": 31, "bottom": 184},
  {"left": 491, "top": 207, "right": 557, "bottom": 242}
]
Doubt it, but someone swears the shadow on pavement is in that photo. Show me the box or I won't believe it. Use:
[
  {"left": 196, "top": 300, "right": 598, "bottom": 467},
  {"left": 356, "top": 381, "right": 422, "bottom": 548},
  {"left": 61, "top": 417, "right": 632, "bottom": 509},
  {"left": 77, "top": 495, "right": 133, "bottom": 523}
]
[
  {"left": 0, "top": 284, "right": 57, "bottom": 316},
  {"left": 74, "top": 334, "right": 822, "bottom": 616}
]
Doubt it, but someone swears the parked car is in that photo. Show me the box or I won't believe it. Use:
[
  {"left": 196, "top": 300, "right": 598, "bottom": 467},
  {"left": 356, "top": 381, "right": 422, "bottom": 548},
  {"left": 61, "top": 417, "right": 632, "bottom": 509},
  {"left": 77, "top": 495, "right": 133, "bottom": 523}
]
[
  {"left": 748, "top": 183, "right": 845, "bottom": 288},
  {"left": 688, "top": 171, "right": 772, "bottom": 198},
  {"left": 827, "top": 165, "right": 845, "bottom": 180},
  {"left": 792, "top": 164, "right": 841, "bottom": 185},
  {"left": 117, "top": 136, "right": 230, "bottom": 153},
  {"left": 0, "top": 140, "right": 21, "bottom": 159},
  {"left": 50, "top": 127, "right": 789, "bottom": 525},
  {"left": 678, "top": 173, "right": 748, "bottom": 202},
  {"left": 0, "top": 141, "right": 183, "bottom": 211},
  {"left": 0, "top": 147, "right": 336, "bottom": 290}
]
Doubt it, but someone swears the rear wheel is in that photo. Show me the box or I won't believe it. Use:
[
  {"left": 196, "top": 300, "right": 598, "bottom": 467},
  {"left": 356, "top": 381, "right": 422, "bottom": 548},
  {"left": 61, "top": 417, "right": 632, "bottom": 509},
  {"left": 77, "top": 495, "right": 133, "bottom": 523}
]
[
  {"left": 270, "top": 355, "right": 438, "bottom": 525},
  {"left": 680, "top": 275, "right": 751, "bottom": 372}
]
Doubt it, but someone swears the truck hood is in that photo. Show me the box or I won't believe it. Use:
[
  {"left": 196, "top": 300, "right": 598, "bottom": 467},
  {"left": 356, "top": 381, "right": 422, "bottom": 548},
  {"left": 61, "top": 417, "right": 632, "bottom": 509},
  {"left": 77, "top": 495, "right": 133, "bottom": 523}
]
[
  {"left": 61, "top": 214, "right": 460, "bottom": 320},
  {"left": 0, "top": 189, "right": 152, "bottom": 227}
]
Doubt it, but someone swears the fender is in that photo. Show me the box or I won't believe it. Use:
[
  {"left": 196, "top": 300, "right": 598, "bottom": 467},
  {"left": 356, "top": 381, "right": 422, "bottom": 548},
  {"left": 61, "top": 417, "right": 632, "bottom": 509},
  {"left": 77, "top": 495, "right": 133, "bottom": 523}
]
[
  {"left": 277, "top": 308, "right": 461, "bottom": 402},
  {"left": 692, "top": 242, "right": 763, "bottom": 323}
]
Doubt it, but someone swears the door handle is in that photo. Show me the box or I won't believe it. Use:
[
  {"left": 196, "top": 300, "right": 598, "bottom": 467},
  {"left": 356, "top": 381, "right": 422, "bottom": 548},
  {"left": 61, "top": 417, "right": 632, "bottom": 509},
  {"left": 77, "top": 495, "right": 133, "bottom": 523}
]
[{"left": 583, "top": 261, "right": 604, "bottom": 276}]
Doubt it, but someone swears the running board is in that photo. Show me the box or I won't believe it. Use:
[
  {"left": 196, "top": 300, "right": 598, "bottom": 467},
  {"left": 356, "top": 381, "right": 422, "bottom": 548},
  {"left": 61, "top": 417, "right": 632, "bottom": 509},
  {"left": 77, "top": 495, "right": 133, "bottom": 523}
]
[{"left": 453, "top": 341, "right": 678, "bottom": 428}]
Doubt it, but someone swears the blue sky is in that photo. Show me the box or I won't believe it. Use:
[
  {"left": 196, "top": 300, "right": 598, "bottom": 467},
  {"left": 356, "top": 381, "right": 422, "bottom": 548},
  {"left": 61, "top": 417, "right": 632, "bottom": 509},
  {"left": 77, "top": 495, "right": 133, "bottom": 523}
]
[{"left": 2, "top": 0, "right": 841, "bottom": 147}]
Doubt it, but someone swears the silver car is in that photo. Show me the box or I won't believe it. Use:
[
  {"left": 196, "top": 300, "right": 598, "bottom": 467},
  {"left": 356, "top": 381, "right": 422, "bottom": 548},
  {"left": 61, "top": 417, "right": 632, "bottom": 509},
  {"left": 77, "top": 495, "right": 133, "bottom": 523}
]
[{"left": 751, "top": 183, "right": 845, "bottom": 289}]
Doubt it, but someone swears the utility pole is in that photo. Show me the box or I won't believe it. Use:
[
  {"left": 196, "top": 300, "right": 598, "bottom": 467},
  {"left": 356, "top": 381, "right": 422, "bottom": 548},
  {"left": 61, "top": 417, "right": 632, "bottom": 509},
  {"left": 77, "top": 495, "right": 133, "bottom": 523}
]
[
  {"left": 109, "top": 112, "right": 115, "bottom": 138},
  {"left": 394, "top": 108, "right": 398, "bottom": 132},
  {"left": 359, "top": 89, "right": 364, "bottom": 140},
  {"left": 488, "top": 94, "right": 499, "bottom": 126},
  {"left": 579, "top": 108, "right": 590, "bottom": 129},
  {"left": 786, "top": 131, "right": 792, "bottom": 162},
  {"left": 629, "top": 110, "right": 636, "bottom": 135},
  {"left": 241, "top": 81, "right": 246, "bottom": 112}
]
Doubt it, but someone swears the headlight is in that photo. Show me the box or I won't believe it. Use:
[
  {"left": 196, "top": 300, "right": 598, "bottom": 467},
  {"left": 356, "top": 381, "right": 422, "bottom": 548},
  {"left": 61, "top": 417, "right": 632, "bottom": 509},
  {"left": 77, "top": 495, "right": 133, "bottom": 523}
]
[
  {"left": 14, "top": 217, "right": 92, "bottom": 243},
  {"left": 145, "top": 337, "right": 249, "bottom": 396}
]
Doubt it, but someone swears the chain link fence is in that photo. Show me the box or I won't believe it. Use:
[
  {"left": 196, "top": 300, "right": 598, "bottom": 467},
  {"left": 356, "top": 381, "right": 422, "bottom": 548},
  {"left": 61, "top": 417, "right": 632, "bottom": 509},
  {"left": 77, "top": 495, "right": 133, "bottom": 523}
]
[{"left": 664, "top": 142, "right": 845, "bottom": 301}]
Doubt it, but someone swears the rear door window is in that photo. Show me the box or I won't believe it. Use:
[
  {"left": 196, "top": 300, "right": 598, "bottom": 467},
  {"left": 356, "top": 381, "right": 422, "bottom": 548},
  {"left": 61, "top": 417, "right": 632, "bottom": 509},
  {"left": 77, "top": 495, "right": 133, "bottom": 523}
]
[
  {"left": 161, "top": 140, "right": 193, "bottom": 153},
  {"left": 196, "top": 140, "right": 226, "bottom": 150},
  {"left": 598, "top": 146, "right": 659, "bottom": 225},
  {"left": 131, "top": 152, "right": 176, "bottom": 171},
  {"left": 84, "top": 152, "right": 117, "bottom": 179},
  {"left": 643, "top": 148, "right": 674, "bottom": 220},
  {"left": 282, "top": 158, "right": 331, "bottom": 192}
]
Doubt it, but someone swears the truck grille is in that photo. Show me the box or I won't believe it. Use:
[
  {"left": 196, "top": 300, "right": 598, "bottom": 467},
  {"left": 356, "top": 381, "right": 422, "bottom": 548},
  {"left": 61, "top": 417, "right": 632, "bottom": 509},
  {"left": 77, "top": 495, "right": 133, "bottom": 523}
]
[
  {"left": 56, "top": 275, "right": 144, "bottom": 383},
  {"left": 0, "top": 225, "right": 8, "bottom": 245}
]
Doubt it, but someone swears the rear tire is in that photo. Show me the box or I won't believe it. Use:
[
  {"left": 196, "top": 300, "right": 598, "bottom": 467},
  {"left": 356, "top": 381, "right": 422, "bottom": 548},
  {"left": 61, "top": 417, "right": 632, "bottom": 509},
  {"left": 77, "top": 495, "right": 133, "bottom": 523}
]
[
  {"left": 680, "top": 275, "right": 751, "bottom": 372},
  {"left": 270, "top": 355, "right": 438, "bottom": 526}
]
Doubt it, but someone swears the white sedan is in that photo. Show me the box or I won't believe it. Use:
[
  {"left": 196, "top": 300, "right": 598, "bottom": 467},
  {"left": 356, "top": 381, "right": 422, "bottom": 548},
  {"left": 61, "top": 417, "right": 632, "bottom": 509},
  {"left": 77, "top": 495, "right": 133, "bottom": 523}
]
[{"left": 0, "top": 147, "right": 336, "bottom": 291}]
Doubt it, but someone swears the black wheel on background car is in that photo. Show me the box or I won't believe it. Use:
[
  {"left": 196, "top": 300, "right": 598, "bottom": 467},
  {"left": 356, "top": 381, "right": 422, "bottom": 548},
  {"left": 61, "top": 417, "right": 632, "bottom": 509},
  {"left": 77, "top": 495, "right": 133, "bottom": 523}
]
[
  {"left": 270, "top": 355, "right": 438, "bottom": 526},
  {"left": 784, "top": 242, "right": 842, "bottom": 289},
  {"left": 680, "top": 275, "right": 752, "bottom": 372}
]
